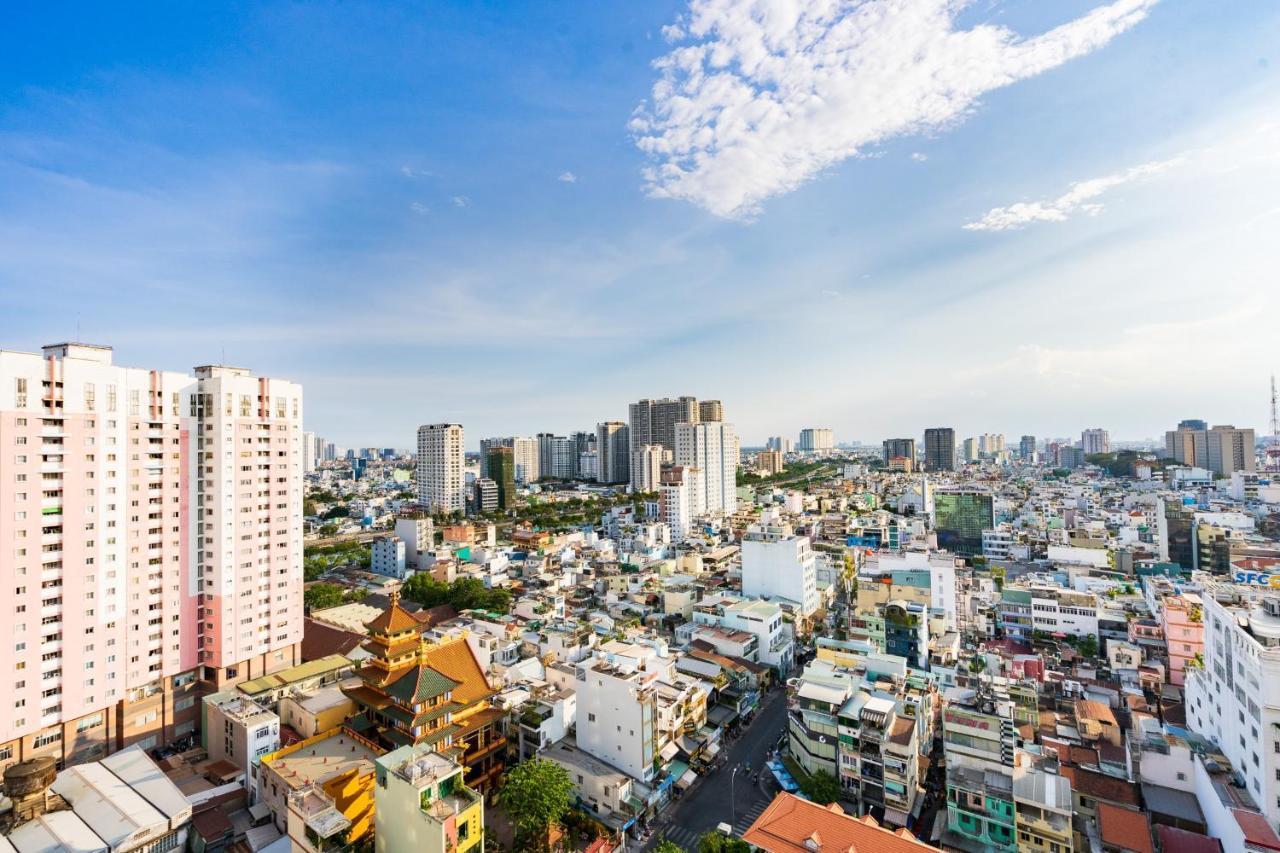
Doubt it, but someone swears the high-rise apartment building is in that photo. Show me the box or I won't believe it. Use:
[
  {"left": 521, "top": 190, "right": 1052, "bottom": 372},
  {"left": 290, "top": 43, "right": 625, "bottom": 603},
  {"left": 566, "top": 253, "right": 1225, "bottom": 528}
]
[
  {"left": 882, "top": 438, "right": 916, "bottom": 464},
  {"left": 977, "top": 433, "right": 1004, "bottom": 455},
  {"left": 766, "top": 435, "right": 793, "bottom": 453},
  {"left": 630, "top": 444, "right": 663, "bottom": 493},
  {"left": 698, "top": 400, "right": 723, "bottom": 422},
  {"left": 1165, "top": 421, "right": 1256, "bottom": 477},
  {"left": 924, "top": 427, "right": 955, "bottom": 472},
  {"left": 0, "top": 343, "right": 305, "bottom": 769},
  {"left": 627, "top": 397, "right": 699, "bottom": 456},
  {"left": 511, "top": 436, "right": 538, "bottom": 484},
  {"left": 962, "top": 437, "right": 978, "bottom": 463},
  {"left": 416, "top": 424, "right": 465, "bottom": 514},
  {"left": 674, "top": 421, "right": 737, "bottom": 515},
  {"left": 302, "top": 431, "right": 318, "bottom": 474},
  {"left": 596, "top": 422, "right": 630, "bottom": 485},
  {"left": 1080, "top": 428, "right": 1110, "bottom": 455},
  {"left": 797, "top": 428, "right": 834, "bottom": 453},
  {"left": 485, "top": 446, "right": 515, "bottom": 510},
  {"left": 659, "top": 465, "right": 703, "bottom": 542},
  {"left": 1019, "top": 435, "right": 1036, "bottom": 460}
]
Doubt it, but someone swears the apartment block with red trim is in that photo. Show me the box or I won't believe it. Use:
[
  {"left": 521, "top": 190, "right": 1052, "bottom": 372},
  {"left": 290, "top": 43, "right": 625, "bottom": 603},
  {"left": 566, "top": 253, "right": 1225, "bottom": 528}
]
[{"left": 0, "top": 343, "right": 305, "bottom": 774}]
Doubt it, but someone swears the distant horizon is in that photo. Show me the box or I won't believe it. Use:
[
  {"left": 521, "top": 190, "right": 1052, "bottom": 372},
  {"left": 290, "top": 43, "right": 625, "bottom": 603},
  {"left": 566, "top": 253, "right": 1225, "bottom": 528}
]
[{"left": 3, "top": 2, "right": 1277, "bottom": 451}]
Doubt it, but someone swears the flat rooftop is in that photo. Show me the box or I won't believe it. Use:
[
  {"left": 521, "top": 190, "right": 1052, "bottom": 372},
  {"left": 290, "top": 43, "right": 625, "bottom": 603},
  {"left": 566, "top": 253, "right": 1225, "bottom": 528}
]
[{"left": 263, "top": 732, "right": 380, "bottom": 789}]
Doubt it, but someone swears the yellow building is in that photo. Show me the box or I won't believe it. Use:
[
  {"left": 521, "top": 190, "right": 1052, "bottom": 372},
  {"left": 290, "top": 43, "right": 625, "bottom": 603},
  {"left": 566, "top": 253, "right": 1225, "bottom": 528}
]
[
  {"left": 258, "top": 727, "right": 382, "bottom": 851},
  {"left": 374, "top": 744, "right": 483, "bottom": 853},
  {"left": 1014, "top": 770, "right": 1074, "bottom": 853}
]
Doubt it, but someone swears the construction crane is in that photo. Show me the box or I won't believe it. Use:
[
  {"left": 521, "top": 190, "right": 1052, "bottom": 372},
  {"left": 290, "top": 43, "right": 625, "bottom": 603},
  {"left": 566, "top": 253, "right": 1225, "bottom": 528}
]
[{"left": 1269, "top": 375, "right": 1280, "bottom": 472}]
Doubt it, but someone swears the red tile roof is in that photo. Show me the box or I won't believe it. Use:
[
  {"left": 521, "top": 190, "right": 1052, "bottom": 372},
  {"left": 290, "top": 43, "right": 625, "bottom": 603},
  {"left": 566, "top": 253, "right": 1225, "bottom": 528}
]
[
  {"left": 1097, "top": 802, "right": 1154, "bottom": 853},
  {"left": 742, "top": 792, "right": 934, "bottom": 853}
]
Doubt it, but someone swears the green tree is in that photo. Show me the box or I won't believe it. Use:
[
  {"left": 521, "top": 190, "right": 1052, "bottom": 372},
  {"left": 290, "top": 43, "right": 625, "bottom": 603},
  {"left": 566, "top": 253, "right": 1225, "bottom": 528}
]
[
  {"left": 696, "top": 832, "right": 751, "bottom": 853},
  {"left": 800, "top": 769, "right": 842, "bottom": 805},
  {"left": 497, "top": 758, "right": 574, "bottom": 848},
  {"left": 1077, "top": 635, "right": 1099, "bottom": 659},
  {"left": 304, "top": 582, "right": 346, "bottom": 611},
  {"left": 654, "top": 840, "right": 686, "bottom": 853}
]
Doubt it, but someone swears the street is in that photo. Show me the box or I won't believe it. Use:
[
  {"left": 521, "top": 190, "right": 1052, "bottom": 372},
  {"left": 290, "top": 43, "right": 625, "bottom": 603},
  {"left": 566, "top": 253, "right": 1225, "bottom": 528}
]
[{"left": 644, "top": 686, "right": 790, "bottom": 851}]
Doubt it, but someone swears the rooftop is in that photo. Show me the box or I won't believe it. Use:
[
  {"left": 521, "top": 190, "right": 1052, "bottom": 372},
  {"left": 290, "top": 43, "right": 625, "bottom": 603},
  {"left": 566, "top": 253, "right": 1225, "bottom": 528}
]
[{"left": 262, "top": 730, "right": 380, "bottom": 790}]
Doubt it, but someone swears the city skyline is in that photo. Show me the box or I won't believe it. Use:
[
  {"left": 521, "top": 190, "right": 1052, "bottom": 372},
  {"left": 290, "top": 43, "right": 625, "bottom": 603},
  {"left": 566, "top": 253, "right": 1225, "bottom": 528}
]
[{"left": 1, "top": 2, "right": 1277, "bottom": 447}]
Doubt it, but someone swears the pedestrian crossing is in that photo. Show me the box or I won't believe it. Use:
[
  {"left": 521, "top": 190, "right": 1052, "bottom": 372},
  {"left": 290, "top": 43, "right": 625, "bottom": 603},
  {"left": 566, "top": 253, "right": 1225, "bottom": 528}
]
[{"left": 653, "top": 798, "right": 769, "bottom": 850}]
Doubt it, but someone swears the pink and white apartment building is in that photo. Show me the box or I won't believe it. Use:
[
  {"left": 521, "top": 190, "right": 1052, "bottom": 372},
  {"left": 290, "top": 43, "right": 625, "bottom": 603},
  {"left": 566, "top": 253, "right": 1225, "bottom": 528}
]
[{"left": 0, "top": 343, "right": 305, "bottom": 774}]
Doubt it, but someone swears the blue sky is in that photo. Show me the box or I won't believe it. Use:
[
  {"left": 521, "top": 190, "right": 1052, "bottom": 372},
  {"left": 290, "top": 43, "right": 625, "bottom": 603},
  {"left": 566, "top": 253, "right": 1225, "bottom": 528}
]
[{"left": 2, "top": 1, "right": 1278, "bottom": 448}]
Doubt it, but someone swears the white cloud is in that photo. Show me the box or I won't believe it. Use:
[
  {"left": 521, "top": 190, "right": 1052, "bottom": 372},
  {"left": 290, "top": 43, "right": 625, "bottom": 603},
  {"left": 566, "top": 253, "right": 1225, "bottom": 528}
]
[
  {"left": 910, "top": 152, "right": 928, "bottom": 162},
  {"left": 631, "top": 0, "right": 1157, "bottom": 219},
  {"left": 558, "top": 171, "right": 578, "bottom": 183},
  {"left": 963, "top": 156, "right": 1183, "bottom": 231},
  {"left": 452, "top": 195, "right": 469, "bottom": 208},
  {"left": 401, "top": 165, "right": 432, "bottom": 178},
  {"left": 410, "top": 201, "right": 430, "bottom": 215}
]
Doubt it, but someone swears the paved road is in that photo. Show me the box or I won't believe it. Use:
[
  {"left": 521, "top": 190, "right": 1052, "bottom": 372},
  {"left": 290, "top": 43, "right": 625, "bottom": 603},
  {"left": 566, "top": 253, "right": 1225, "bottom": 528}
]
[{"left": 645, "top": 687, "right": 789, "bottom": 851}]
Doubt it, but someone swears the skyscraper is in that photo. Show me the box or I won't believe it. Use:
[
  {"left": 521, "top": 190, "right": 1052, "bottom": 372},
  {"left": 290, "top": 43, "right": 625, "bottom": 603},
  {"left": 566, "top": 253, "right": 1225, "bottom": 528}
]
[
  {"left": 1081, "top": 428, "right": 1110, "bottom": 455},
  {"left": 675, "top": 421, "right": 738, "bottom": 515},
  {"left": 302, "top": 430, "right": 318, "bottom": 474},
  {"left": 485, "top": 446, "right": 515, "bottom": 510},
  {"left": 882, "top": 438, "right": 916, "bottom": 464},
  {"left": 924, "top": 428, "right": 956, "bottom": 472},
  {"left": 798, "top": 428, "right": 834, "bottom": 453},
  {"left": 0, "top": 343, "right": 305, "bottom": 767},
  {"left": 630, "top": 444, "right": 663, "bottom": 492},
  {"left": 1019, "top": 435, "right": 1036, "bottom": 460},
  {"left": 766, "top": 436, "right": 793, "bottom": 453},
  {"left": 628, "top": 396, "right": 699, "bottom": 455},
  {"left": 416, "top": 423, "right": 465, "bottom": 514},
  {"left": 698, "top": 399, "right": 723, "bottom": 422},
  {"left": 596, "top": 421, "right": 630, "bottom": 484},
  {"left": 512, "top": 436, "right": 539, "bottom": 484},
  {"left": 1165, "top": 422, "right": 1256, "bottom": 476}
]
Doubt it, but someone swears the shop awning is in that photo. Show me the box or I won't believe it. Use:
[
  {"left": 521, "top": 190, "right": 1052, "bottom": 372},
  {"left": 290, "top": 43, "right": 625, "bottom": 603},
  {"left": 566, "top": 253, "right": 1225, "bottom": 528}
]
[
  {"left": 660, "top": 741, "right": 680, "bottom": 761},
  {"left": 704, "top": 742, "right": 721, "bottom": 757},
  {"left": 883, "top": 808, "right": 911, "bottom": 827},
  {"left": 677, "top": 769, "right": 698, "bottom": 790},
  {"left": 707, "top": 705, "right": 738, "bottom": 726}
]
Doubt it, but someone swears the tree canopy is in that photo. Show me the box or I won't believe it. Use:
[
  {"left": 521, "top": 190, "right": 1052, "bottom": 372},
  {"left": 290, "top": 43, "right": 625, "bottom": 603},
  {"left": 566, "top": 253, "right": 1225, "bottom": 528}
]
[
  {"left": 304, "top": 582, "right": 346, "bottom": 612},
  {"left": 498, "top": 758, "right": 574, "bottom": 844},
  {"left": 800, "top": 769, "right": 842, "bottom": 805},
  {"left": 401, "top": 574, "right": 511, "bottom": 614},
  {"left": 697, "top": 832, "right": 751, "bottom": 853}
]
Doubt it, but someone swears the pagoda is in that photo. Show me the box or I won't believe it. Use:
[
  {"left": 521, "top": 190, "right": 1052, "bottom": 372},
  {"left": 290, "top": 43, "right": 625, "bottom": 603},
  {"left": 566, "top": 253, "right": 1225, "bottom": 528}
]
[{"left": 343, "top": 591, "right": 506, "bottom": 791}]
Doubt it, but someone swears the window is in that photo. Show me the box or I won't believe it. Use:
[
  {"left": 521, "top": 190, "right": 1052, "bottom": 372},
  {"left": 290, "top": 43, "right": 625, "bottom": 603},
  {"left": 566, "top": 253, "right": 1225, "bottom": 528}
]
[
  {"left": 33, "top": 730, "right": 61, "bottom": 749},
  {"left": 15, "top": 377, "right": 27, "bottom": 408},
  {"left": 84, "top": 383, "right": 95, "bottom": 411}
]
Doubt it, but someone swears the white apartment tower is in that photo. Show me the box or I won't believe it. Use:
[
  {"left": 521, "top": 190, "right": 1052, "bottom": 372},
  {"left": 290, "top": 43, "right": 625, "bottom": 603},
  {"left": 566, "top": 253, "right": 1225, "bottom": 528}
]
[
  {"left": 630, "top": 444, "right": 663, "bottom": 493},
  {"left": 0, "top": 343, "right": 305, "bottom": 770},
  {"left": 416, "top": 424, "right": 465, "bottom": 514},
  {"left": 1081, "top": 428, "right": 1110, "bottom": 455},
  {"left": 674, "top": 421, "right": 737, "bottom": 516},
  {"left": 798, "top": 428, "right": 834, "bottom": 453},
  {"left": 659, "top": 465, "right": 704, "bottom": 542}
]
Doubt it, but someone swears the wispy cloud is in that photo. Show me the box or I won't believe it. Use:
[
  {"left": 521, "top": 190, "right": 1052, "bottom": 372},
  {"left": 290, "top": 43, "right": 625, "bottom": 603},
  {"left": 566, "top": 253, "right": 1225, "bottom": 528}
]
[
  {"left": 400, "top": 165, "right": 432, "bottom": 178},
  {"left": 558, "top": 171, "right": 577, "bottom": 183},
  {"left": 910, "top": 152, "right": 929, "bottom": 162},
  {"left": 964, "top": 157, "right": 1184, "bottom": 231},
  {"left": 631, "top": 0, "right": 1156, "bottom": 219},
  {"left": 409, "top": 201, "right": 430, "bottom": 215},
  {"left": 452, "top": 195, "right": 469, "bottom": 208}
]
